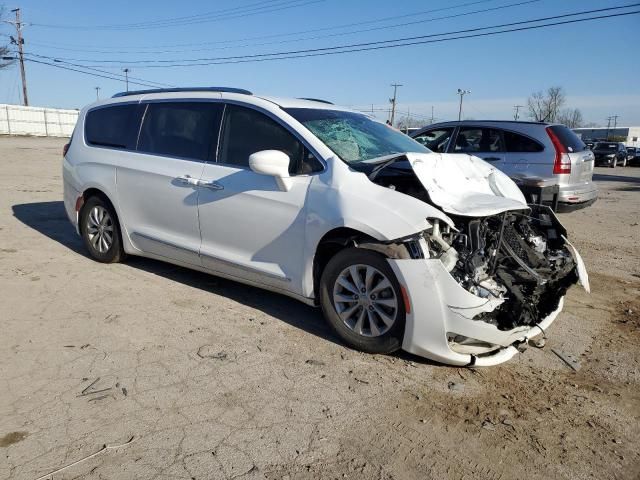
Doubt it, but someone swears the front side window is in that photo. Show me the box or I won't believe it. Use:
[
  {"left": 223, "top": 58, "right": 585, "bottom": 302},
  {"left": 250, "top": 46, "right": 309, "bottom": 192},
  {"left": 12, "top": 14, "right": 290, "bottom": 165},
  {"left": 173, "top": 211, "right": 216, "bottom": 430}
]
[
  {"left": 503, "top": 130, "right": 544, "bottom": 153},
  {"left": 285, "top": 108, "right": 430, "bottom": 163},
  {"left": 413, "top": 128, "right": 454, "bottom": 153},
  {"left": 219, "top": 105, "right": 321, "bottom": 174},
  {"left": 137, "top": 102, "right": 223, "bottom": 162},
  {"left": 454, "top": 127, "right": 503, "bottom": 153},
  {"left": 85, "top": 104, "right": 137, "bottom": 149}
]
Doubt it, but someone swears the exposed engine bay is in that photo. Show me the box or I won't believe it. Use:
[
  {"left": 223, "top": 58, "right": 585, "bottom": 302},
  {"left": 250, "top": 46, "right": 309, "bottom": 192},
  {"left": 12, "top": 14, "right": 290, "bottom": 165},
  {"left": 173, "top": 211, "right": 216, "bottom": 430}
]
[
  {"left": 426, "top": 209, "right": 578, "bottom": 330},
  {"left": 358, "top": 156, "right": 580, "bottom": 331}
]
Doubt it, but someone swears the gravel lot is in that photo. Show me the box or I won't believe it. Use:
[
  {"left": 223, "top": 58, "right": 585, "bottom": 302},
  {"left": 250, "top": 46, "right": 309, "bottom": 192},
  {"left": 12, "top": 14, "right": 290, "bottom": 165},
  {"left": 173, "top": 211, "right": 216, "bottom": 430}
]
[{"left": 1, "top": 136, "right": 639, "bottom": 480}]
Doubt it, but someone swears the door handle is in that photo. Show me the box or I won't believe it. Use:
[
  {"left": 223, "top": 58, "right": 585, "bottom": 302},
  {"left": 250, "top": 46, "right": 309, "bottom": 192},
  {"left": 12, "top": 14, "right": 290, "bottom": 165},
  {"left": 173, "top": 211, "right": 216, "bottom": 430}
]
[
  {"left": 175, "top": 175, "right": 199, "bottom": 186},
  {"left": 197, "top": 180, "right": 224, "bottom": 191},
  {"left": 483, "top": 157, "right": 501, "bottom": 162}
]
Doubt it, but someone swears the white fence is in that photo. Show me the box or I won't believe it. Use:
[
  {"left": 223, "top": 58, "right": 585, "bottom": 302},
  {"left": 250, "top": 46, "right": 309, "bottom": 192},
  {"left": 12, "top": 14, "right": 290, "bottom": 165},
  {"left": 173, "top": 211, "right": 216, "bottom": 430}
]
[{"left": 0, "top": 104, "right": 79, "bottom": 137}]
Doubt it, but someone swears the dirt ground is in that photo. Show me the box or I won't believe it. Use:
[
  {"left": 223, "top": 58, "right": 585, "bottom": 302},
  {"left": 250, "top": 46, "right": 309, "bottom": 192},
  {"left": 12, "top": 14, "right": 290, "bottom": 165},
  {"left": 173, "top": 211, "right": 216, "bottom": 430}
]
[{"left": 0, "top": 136, "right": 638, "bottom": 480}]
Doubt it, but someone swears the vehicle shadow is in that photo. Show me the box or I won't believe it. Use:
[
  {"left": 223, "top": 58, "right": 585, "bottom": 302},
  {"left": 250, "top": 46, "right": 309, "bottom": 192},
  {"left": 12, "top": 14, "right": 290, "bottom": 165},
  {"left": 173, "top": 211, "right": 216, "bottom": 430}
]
[
  {"left": 12, "top": 200, "right": 85, "bottom": 255},
  {"left": 592, "top": 173, "right": 640, "bottom": 184},
  {"left": 12, "top": 200, "right": 441, "bottom": 366},
  {"left": 11, "top": 200, "right": 341, "bottom": 349}
]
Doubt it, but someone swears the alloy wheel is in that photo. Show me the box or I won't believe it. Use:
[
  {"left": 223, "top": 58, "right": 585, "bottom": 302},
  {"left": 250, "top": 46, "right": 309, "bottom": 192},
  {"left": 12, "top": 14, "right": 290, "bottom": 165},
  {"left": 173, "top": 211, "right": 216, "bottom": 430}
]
[
  {"left": 332, "top": 264, "right": 398, "bottom": 337},
  {"left": 86, "top": 205, "right": 114, "bottom": 254}
]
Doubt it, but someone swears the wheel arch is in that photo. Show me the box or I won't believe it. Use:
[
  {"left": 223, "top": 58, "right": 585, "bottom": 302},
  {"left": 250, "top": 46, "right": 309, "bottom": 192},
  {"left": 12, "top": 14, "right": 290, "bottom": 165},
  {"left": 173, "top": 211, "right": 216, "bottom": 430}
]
[
  {"left": 79, "top": 186, "right": 131, "bottom": 253},
  {"left": 311, "top": 227, "right": 379, "bottom": 302}
]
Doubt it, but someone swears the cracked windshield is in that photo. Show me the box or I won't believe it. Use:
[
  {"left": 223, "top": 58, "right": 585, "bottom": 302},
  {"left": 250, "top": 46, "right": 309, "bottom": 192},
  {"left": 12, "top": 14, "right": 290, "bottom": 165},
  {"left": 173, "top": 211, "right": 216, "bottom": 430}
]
[{"left": 286, "top": 108, "right": 429, "bottom": 163}]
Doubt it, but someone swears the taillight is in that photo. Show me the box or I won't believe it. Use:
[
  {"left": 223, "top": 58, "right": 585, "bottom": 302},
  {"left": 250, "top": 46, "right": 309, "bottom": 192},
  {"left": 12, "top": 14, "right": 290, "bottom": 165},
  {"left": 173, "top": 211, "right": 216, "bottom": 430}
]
[
  {"left": 63, "top": 143, "right": 70, "bottom": 157},
  {"left": 546, "top": 127, "right": 571, "bottom": 174}
]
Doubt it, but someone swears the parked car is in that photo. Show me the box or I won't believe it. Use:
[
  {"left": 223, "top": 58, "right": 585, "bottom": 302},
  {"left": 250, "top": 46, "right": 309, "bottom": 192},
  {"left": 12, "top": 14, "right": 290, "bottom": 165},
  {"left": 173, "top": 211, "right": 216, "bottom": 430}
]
[
  {"left": 593, "top": 142, "right": 628, "bottom": 167},
  {"left": 63, "top": 87, "right": 588, "bottom": 366},
  {"left": 626, "top": 146, "right": 640, "bottom": 165},
  {"left": 411, "top": 120, "right": 597, "bottom": 210}
]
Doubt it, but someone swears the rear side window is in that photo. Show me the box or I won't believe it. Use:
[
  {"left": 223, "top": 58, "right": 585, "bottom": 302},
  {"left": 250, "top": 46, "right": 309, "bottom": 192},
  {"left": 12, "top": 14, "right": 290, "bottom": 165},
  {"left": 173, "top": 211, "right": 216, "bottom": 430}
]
[
  {"left": 219, "top": 104, "right": 322, "bottom": 174},
  {"left": 138, "top": 102, "right": 224, "bottom": 162},
  {"left": 454, "top": 127, "right": 503, "bottom": 153},
  {"left": 85, "top": 104, "right": 137, "bottom": 149},
  {"left": 548, "top": 125, "right": 587, "bottom": 152},
  {"left": 503, "top": 130, "right": 544, "bottom": 152}
]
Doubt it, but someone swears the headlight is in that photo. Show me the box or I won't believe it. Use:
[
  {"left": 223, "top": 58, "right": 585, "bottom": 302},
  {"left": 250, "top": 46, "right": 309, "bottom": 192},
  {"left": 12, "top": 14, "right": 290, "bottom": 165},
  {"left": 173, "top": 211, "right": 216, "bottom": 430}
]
[{"left": 607, "top": 154, "right": 615, "bottom": 158}]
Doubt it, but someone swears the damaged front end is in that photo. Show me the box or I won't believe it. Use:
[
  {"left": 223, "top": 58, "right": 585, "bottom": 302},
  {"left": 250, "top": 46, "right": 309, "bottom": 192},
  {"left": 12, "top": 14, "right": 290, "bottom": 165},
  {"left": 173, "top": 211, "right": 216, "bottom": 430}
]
[
  {"left": 363, "top": 153, "right": 588, "bottom": 365},
  {"left": 424, "top": 205, "right": 580, "bottom": 332}
]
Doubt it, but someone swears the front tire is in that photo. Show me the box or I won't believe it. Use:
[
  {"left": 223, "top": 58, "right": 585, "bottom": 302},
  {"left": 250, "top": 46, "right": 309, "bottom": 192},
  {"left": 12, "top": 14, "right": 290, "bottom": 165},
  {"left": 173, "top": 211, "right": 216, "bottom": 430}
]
[
  {"left": 80, "top": 196, "right": 125, "bottom": 263},
  {"left": 319, "top": 248, "right": 406, "bottom": 354}
]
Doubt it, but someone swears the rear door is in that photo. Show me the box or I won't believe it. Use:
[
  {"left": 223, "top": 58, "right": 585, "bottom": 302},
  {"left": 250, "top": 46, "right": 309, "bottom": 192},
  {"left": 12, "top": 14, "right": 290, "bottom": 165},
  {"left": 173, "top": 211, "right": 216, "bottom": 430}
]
[
  {"left": 451, "top": 126, "right": 506, "bottom": 167},
  {"left": 116, "top": 100, "right": 224, "bottom": 265}
]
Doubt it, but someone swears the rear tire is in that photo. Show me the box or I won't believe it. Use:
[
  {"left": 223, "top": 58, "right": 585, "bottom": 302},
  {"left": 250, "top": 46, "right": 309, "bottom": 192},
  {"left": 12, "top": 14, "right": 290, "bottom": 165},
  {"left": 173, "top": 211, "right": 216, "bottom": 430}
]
[
  {"left": 319, "top": 248, "right": 406, "bottom": 354},
  {"left": 80, "top": 196, "right": 125, "bottom": 263}
]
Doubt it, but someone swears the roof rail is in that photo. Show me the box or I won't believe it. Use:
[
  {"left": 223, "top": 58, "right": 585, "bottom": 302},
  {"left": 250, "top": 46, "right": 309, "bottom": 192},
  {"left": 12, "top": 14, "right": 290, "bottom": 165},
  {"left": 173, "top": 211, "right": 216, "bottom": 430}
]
[
  {"left": 298, "top": 97, "right": 334, "bottom": 105},
  {"left": 112, "top": 87, "right": 253, "bottom": 98}
]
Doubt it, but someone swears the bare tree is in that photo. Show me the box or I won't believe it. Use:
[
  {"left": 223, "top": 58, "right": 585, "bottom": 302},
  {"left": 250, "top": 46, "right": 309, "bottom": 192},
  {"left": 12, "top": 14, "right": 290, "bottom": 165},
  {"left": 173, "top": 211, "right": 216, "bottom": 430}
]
[
  {"left": 396, "top": 115, "right": 424, "bottom": 131},
  {"left": 557, "top": 108, "right": 584, "bottom": 128},
  {"left": 527, "top": 86, "right": 566, "bottom": 122}
]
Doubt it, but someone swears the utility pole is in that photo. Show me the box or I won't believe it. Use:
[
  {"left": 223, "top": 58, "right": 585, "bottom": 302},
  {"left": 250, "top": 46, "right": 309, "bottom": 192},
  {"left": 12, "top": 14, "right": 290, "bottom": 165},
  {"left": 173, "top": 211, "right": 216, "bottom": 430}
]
[
  {"left": 405, "top": 106, "right": 410, "bottom": 134},
  {"left": 123, "top": 68, "right": 130, "bottom": 91},
  {"left": 430, "top": 105, "right": 434, "bottom": 124},
  {"left": 513, "top": 104, "right": 524, "bottom": 121},
  {"left": 6, "top": 8, "right": 29, "bottom": 106},
  {"left": 95, "top": 87, "right": 101, "bottom": 100},
  {"left": 606, "top": 116, "right": 614, "bottom": 140},
  {"left": 611, "top": 115, "right": 619, "bottom": 139},
  {"left": 389, "top": 83, "right": 402, "bottom": 126},
  {"left": 457, "top": 88, "right": 470, "bottom": 121}
]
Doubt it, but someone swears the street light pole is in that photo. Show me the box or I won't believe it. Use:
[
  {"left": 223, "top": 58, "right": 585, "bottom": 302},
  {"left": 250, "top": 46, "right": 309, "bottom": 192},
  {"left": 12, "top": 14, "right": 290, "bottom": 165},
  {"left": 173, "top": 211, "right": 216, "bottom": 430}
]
[
  {"left": 95, "top": 86, "right": 101, "bottom": 101},
  {"left": 457, "top": 88, "right": 470, "bottom": 121},
  {"left": 123, "top": 68, "right": 130, "bottom": 92}
]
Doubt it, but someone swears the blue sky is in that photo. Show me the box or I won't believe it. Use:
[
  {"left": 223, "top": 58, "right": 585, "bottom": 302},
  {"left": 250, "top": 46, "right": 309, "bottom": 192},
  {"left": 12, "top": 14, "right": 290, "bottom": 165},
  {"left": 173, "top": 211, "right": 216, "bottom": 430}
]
[{"left": 1, "top": 0, "right": 638, "bottom": 125}]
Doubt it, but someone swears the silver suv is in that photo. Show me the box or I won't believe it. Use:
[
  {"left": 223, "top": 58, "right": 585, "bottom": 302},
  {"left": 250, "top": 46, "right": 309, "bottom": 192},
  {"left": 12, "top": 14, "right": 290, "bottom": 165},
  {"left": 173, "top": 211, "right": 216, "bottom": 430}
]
[{"left": 411, "top": 121, "right": 597, "bottom": 210}]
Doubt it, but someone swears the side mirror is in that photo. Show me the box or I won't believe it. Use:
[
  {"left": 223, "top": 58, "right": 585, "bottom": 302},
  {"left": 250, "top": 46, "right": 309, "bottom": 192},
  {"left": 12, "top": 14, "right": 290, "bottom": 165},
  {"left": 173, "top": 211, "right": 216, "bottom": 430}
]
[{"left": 249, "top": 150, "right": 292, "bottom": 191}]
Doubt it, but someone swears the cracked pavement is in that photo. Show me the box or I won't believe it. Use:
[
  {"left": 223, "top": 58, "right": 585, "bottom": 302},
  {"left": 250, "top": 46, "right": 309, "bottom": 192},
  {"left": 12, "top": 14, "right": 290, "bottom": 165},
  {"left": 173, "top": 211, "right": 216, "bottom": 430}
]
[{"left": 1, "top": 137, "right": 639, "bottom": 479}]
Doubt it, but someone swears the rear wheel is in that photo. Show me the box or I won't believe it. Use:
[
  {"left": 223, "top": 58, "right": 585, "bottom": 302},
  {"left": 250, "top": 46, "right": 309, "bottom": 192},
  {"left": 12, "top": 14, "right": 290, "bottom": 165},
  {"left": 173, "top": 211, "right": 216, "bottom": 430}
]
[
  {"left": 319, "top": 248, "right": 405, "bottom": 354},
  {"left": 80, "top": 196, "right": 125, "bottom": 263}
]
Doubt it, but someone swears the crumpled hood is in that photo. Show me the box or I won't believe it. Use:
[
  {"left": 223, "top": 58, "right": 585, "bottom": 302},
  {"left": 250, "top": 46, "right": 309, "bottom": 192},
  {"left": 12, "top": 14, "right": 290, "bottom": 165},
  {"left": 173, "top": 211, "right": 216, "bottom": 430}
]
[{"left": 405, "top": 152, "right": 528, "bottom": 217}]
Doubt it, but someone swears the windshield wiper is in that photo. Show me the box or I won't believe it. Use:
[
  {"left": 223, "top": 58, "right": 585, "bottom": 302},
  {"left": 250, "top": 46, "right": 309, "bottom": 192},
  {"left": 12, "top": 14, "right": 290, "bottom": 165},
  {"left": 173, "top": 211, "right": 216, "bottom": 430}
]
[{"left": 367, "top": 154, "right": 408, "bottom": 180}]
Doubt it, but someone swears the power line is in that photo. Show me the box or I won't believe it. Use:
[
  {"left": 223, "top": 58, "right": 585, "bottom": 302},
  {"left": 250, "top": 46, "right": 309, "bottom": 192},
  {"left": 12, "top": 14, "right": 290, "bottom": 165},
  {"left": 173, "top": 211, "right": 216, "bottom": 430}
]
[
  {"left": 31, "top": 0, "right": 326, "bottom": 30},
  {"left": 21, "top": 53, "right": 174, "bottom": 87},
  {"left": 27, "top": 0, "right": 540, "bottom": 57},
  {"left": 22, "top": 57, "right": 173, "bottom": 89},
  {"left": 26, "top": 0, "right": 501, "bottom": 53},
  {"left": 34, "top": 5, "right": 639, "bottom": 68}
]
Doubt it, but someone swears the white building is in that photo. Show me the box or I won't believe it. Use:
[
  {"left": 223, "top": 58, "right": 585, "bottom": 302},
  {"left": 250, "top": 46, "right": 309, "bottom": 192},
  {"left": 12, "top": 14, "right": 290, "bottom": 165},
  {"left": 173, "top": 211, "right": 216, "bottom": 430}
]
[{"left": 573, "top": 126, "right": 640, "bottom": 147}]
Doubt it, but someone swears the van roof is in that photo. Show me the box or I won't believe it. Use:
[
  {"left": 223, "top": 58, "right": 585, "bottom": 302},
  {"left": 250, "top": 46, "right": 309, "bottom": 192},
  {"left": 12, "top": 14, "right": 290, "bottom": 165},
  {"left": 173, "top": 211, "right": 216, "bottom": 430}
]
[{"left": 111, "top": 87, "right": 342, "bottom": 111}]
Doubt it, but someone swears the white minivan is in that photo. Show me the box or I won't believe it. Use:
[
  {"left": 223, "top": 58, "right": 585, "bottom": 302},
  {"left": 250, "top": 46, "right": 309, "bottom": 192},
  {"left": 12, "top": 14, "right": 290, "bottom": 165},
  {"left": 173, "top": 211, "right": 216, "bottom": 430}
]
[{"left": 63, "top": 87, "right": 589, "bottom": 366}]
